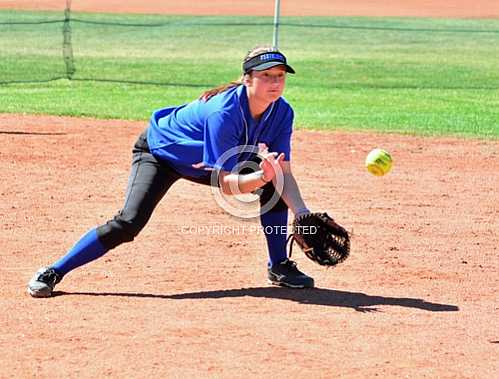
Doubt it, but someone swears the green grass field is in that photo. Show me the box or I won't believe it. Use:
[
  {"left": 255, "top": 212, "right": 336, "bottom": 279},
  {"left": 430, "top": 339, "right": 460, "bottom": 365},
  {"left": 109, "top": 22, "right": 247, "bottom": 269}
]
[{"left": 1, "top": 10, "right": 498, "bottom": 137}]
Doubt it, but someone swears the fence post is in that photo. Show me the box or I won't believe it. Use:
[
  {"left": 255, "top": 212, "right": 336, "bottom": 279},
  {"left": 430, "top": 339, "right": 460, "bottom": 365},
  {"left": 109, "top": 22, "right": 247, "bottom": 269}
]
[
  {"left": 63, "top": 0, "right": 76, "bottom": 79},
  {"left": 273, "top": 0, "right": 281, "bottom": 49}
]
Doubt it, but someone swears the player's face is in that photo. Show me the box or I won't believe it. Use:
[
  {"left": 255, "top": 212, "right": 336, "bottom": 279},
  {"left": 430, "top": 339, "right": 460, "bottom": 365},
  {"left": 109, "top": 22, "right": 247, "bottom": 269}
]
[{"left": 247, "top": 66, "right": 287, "bottom": 104}]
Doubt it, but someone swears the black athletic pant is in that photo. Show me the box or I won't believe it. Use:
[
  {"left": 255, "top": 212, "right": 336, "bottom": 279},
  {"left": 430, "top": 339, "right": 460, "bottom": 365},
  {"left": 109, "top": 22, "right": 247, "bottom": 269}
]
[{"left": 96, "top": 130, "right": 287, "bottom": 250}]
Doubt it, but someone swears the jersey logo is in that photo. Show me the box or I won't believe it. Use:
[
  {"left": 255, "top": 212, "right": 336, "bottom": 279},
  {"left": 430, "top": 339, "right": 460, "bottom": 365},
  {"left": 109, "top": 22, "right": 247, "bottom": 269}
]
[{"left": 258, "top": 143, "right": 269, "bottom": 155}]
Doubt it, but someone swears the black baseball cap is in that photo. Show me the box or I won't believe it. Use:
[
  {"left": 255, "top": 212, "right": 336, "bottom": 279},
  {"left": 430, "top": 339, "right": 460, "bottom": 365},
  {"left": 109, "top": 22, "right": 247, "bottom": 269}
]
[{"left": 243, "top": 51, "right": 295, "bottom": 74}]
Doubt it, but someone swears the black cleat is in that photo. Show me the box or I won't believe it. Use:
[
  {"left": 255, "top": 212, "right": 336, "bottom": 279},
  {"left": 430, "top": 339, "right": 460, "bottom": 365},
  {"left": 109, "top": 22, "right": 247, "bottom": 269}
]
[
  {"left": 268, "top": 259, "right": 314, "bottom": 289},
  {"left": 27, "top": 267, "right": 62, "bottom": 298}
]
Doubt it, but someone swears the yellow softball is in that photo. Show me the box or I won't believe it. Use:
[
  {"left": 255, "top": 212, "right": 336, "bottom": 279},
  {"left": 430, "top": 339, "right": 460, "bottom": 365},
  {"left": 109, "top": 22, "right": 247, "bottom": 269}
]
[{"left": 365, "top": 148, "right": 393, "bottom": 176}]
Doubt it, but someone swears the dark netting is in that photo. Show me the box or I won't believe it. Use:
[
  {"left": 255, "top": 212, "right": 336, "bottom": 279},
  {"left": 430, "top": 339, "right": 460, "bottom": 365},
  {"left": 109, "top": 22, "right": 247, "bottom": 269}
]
[
  {"left": 0, "top": 1, "right": 275, "bottom": 86},
  {"left": 67, "top": 13, "right": 273, "bottom": 87},
  {"left": 0, "top": 11, "right": 67, "bottom": 84},
  {"left": 1, "top": 1, "right": 498, "bottom": 87}
]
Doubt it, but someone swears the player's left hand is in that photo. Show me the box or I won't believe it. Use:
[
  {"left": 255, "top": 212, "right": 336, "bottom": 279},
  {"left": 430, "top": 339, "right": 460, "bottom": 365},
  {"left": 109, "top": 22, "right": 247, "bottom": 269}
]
[{"left": 289, "top": 212, "right": 350, "bottom": 266}]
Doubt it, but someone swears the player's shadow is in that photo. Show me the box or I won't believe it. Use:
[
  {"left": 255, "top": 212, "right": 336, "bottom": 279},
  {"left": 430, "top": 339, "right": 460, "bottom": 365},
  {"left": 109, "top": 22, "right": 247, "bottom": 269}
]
[{"left": 54, "top": 287, "right": 459, "bottom": 313}]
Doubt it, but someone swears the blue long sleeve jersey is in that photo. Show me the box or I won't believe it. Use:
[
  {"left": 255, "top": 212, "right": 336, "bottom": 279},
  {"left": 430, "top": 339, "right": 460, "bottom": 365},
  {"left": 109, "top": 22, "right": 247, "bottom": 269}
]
[{"left": 147, "top": 85, "right": 294, "bottom": 178}]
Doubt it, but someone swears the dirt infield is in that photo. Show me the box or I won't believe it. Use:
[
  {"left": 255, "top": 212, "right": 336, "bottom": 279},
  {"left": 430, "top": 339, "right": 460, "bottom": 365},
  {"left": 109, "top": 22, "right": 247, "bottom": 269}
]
[
  {"left": 1, "top": 1, "right": 498, "bottom": 378},
  {"left": 3, "top": 0, "right": 499, "bottom": 18},
  {"left": 1, "top": 113, "right": 498, "bottom": 378}
]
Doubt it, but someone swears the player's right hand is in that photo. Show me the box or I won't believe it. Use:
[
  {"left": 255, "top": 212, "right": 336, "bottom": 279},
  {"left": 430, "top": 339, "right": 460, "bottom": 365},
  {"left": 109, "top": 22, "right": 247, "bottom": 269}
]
[{"left": 259, "top": 151, "right": 285, "bottom": 183}]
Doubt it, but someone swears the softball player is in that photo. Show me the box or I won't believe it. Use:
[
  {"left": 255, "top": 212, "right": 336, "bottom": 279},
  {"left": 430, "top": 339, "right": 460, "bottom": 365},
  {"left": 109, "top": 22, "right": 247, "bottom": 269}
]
[{"left": 28, "top": 45, "right": 314, "bottom": 297}]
